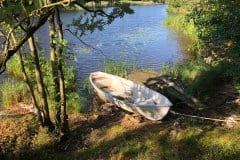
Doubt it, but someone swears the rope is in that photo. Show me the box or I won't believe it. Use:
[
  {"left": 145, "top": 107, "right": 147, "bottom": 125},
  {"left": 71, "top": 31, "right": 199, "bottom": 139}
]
[
  {"left": 42, "top": 0, "right": 73, "bottom": 9},
  {"left": 170, "top": 110, "right": 239, "bottom": 124},
  {"left": 61, "top": 0, "right": 72, "bottom": 7}
]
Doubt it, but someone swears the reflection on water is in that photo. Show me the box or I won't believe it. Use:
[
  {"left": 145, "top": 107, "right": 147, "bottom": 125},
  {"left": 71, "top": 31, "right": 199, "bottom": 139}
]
[{"left": 36, "top": 5, "right": 185, "bottom": 82}]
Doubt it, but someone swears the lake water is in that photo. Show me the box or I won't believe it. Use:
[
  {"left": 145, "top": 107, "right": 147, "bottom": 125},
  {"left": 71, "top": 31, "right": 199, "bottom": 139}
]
[
  {"left": 0, "top": 4, "right": 186, "bottom": 109},
  {"left": 37, "top": 4, "right": 185, "bottom": 82}
]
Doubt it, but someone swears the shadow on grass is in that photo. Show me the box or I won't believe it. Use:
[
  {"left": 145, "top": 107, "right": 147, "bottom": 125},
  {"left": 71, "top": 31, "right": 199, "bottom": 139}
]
[{"left": 2, "top": 110, "right": 240, "bottom": 160}]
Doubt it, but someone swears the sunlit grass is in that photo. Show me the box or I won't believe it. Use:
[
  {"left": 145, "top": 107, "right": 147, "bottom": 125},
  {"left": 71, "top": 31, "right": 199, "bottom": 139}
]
[
  {"left": 101, "top": 60, "right": 138, "bottom": 77},
  {"left": 1, "top": 114, "right": 240, "bottom": 160},
  {"left": 161, "top": 59, "right": 227, "bottom": 95},
  {"left": 161, "top": 59, "right": 208, "bottom": 82},
  {"left": 0, "top": 79, "right": 31, "bottom": 107},
  {"left": 87, "top": 125, "right": 126, "bottom": 146}
]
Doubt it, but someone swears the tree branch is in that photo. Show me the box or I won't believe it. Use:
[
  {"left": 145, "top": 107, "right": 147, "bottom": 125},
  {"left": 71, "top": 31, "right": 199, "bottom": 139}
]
[
  {"left": 72, "top": 1, "right": 116, "bottom": 18},
  {"left": 0, "top": 9, "right": 54, "bottom": 74},
  {"left": 65, "top": 28, "right": 110, "bottom": 58}
]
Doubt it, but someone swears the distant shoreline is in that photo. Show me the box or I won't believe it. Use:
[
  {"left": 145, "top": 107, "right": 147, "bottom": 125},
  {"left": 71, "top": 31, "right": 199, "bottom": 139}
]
[{"left": 63, "top": 1, "right": 165, "bottom": 11}]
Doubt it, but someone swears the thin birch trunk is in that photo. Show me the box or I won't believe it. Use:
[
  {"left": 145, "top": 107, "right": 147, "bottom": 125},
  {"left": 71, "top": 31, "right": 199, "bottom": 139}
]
[
  {"left": 49, "top": 12, "right": 62, "bottom": 130},
  {"left": 56, "top": 7, "right": 69, "bottom": 134},
  {"left": 28, "top": 36, "right": 54, "bottom": 131},
  {"left": 11, "top": 33, "right": 44, "bottom": 126}
]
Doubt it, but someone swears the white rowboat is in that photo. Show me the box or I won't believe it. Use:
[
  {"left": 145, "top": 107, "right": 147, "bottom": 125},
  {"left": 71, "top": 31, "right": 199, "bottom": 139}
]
[{"left": 89, "top": 71, "right": 172, "bottom": 121}]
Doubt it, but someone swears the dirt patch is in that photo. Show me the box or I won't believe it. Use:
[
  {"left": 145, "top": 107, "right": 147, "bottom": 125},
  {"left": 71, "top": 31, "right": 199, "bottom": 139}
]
[
  {"left": 127, "top": 69, "right": 160, "bottom": 84},
  {"left": 0, "top": 103, "right": 36, "bottom": 119}
]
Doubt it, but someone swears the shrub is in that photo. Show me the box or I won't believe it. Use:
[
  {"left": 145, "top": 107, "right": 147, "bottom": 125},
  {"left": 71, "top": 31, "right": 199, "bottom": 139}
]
[
  {"left": 31, "top": 127, "right": 58, "bottom": 150},
  {"left": 66, "top": 92, "right": 87, "bottom": 113}
]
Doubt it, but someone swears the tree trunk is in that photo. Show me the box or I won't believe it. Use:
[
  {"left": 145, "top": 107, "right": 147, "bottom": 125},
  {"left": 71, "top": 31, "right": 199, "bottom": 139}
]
[
  {"left": 11, "top": 33, "right": 44, "bottom": 126},
  {"left": 18, "top": 52, "right": 44, "bottom": 126},
  {"left": 49, "top": 12, "right": 62, "bottom": 130},
  {"left": 28, "top": 36, "right": 54, "bottom": 131},
  {"left": 56, "top": 7, "right": 69, "bottom": 134}
]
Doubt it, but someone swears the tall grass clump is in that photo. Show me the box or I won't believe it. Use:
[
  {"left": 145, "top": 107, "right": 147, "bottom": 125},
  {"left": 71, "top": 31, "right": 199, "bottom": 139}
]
[
  {"left": 164, "top": 0, "right": 202, "bottom": 56},
  {"left": 0, "top": 79, "right": 31, "bottom": 107},
  {"left": 101, "top": 60, "right": 138, "bottom": 77},
  {"left": 160, "top": 59, "right": 227, "bottom": 95},
  {"left": 6, "top": 55, "right": 23, "bottom": 79},
  {"left": 161, "top": 59, "right": 208, "bottom": 82},
  {"left": 66, "top": 92, "right": 87, "bottom": 113},
  {"left": 5, "top": 52, "right": 85, "bottom": 114}
]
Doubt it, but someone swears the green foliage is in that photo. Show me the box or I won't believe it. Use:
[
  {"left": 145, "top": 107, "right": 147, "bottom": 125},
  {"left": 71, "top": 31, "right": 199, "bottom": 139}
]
[
  {"left": 31, "top": 127, "right": 58, "bottom": 150},
  {"left": 167, "top": 0, "right": 197, "bottom": 14},
  {"left": 165, "top": 0, "right": 240, "bottom": 93},
  {"left": 187, "top": 0, "right": 240, "bottom": 58},
  {"left": 161, "top": 59, "right": 234, "bottom": 95},
  {"left": 5, "top": 49, "right": 84, "bottom": 114},
  {"left": 0, "top": 79, "right": 31, "bottom": 107},
  {"left": 168, "top": 0, "right": 186, "bottom": 8},
  {"left": 234, "top": 83, "right": 240, "bottom": 94},
  {"left": 161, "top": 59, "right": 208, "bottom": 82},
  {"left": 187, "top": 0, "right": 240, "bottom": 84},
  {"left": 67, "top": 2, "right": 134, "bottom": 37},
  {"left": 0, "top": 0, "right": 47, "bottom": 25},
  {"left": 6, "top": 55, "right": 23, "bottom": 80},
  {"left": 165, "top": 0, "right": 201, "bottom": 56},
  {"left": 66, "top": 92, "right": 87, "bottom": 113},
  {"left": 188, "top": 63, "right": 223, "bottom": 95},
  {"left": 189, "top": 1, "right": 240, "bottom": 44},
  {"left": 164, "top": 15, "right": 199, "bottom": 54},
  {"left": 102, "top": 60, "right": 128, "bottom": 77}
]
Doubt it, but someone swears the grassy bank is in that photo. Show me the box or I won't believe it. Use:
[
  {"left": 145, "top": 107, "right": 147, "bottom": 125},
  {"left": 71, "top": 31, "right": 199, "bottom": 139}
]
[
  {"left": 163, "top": 0, "right": 240, "bottom": 95},
  {"left": 1, "top": 105, "right": 240, "bottom": 160},
  {"left": 1, "top": 67, "right": 240, "bottom": 159},
  {"left": 164, "top": 1, "right": 201, "bottom": 56}
]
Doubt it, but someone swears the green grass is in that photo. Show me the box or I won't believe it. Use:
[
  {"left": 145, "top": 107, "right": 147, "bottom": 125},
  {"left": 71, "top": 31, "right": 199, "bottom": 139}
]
[
  {"left": 164, "top": 0, "right": 203, "bottom": 56},
  {"left": 164, "top": 15, "right": 197, "bottom": 39},
  {"left": 164, "top": 14, "right": 201, "bottom": 55},
  {"left": 160, "top": 59, "right": 229, "bottom": 95},
  {"left": 101, "top": 60, "right": 138, "bottom": 78},
  {"left": 66, "top": 92, "right": 87, "bottom": 113},
  {"left": 0, "top": 79, "right": 31, "bottom": 107},
  {"left": 2, "top": 116, "right": 240, "bottom": 160},
  {"left": 4, "top": 54, "right": 86, "bottom": 114},
  {"left": 161, "top": 59, "right": 207, "bottom": 82}
]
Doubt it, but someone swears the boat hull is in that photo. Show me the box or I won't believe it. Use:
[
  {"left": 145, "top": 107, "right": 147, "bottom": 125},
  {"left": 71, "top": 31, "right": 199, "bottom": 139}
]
[{"left": 89, "top": 71, "right": 172, "bottom": 121}]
